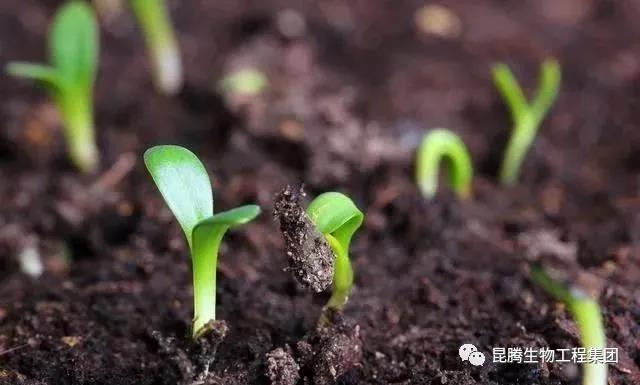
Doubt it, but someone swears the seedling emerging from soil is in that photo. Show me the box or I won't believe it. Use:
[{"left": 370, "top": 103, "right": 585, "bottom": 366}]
[
  {"left": 219, "top": 68, "right": 268, "bottom": 96},
  {"left": 308, "top": 192, "right": 364, "bottom": 316},
  {"left": 531, "top": 267, "right": 607, "bottom": 385},
  {"left": 274, "top": 187, "right": 363, "bottom": 323},
  {"left": 6, "top": 1, "right": 99, "bottom": 173},
  {"left": 144, "top": 145, "right": 261, "bottom": 338},
  {"left": 130, "top": 0, "right": 182, "bottom": 94},
  {"left": 492, "top": 59, "right": 561, "bottom": 185},
  {"left": 415, "top": 129, "right": 473, "bottom": 199}
]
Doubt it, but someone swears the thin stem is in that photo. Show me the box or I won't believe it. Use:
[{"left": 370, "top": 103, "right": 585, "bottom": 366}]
[
  {"left": 570, "top": 295, "right": 607, "bottom": 385},
  {"left": 498, "top": 114, "right": 535, "bottom": 185},
  {"left": 130, "top": 0, "right": 182, "bottom": 94},
  {"left": 531, "top": 268, "right": 607, "bottom": 385},
  {"left": 191, "top": 231, "right": 223, "bottom": 338},
  {"left": 319, "top": 234, "right": 353, "bottom": 325},
  {"left": 60, "top": 90, "right": 98, "bottom": 173}
]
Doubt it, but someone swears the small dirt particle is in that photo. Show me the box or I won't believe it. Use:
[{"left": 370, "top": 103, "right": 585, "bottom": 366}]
[
  {"left": 274, "top": 186, "right": 334, "bottom": 292},
  {"left": 266, "top": 347, "right": 300, "bottom": 385}
]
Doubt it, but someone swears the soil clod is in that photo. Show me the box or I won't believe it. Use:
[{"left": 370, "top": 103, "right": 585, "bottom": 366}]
[
  {"left": 294, "top": 311, "right": 362, "bottom": 385},
  {"left": 273, "top": 185, "right": 334, "bottom": 293},
  {"left": 265, "top": 347, "right": 300, "bottom": 385}
]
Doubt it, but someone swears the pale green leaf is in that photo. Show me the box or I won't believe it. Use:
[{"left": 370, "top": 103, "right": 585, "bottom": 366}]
[
  {"left": 144, "top": 145, "right": 213, "bottom": 247},
  {"left": 307, "top": 192, "right": 363, "bottom": 253},
  {"left": 50, "top": 1, "right": 98, "bottom": 87},
  {"left": 191, "top": 205, "right": 261, "bottom": 266},
  {"left": 491, "top": 63, "right": 528, "bottom": 124},
  {"left": 5, "top": 62, "right": 62, "bottom": 93}
]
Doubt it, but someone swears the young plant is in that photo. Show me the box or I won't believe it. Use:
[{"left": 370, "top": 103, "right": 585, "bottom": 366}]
[
  {"left": 415, "top": 129, "right": 473, "bottom": 200},
  {"left": 492, "top": 59, "right": 561, "bottom": 185},
  {"left": 219, "top": 68, "right": 268, "bottom": 97},
  {"left": 144, "top": 145, "right": 261, "bottom": 338},
  {"left": 307, "top": 192, "right": 364, "bottom": 319},
  {"left": 531, "top": 266, "right": 607, "bottom": 385},
  {"left": 6, "top": 1, "right": 99, "bottom": 173},
  {"left": 130, "top": 0, "right": 182, "bottom": 95},
  {"left": 274, "top": 187, "right": 363, "bottom": 324}
]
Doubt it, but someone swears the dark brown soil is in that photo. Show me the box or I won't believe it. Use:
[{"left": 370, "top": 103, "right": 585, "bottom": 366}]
[{"left": 1, "top": 0, "right": 640, "bottom": 384}]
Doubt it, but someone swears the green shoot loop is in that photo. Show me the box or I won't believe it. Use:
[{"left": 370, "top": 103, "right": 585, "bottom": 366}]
[{"left": 415, "top": 129, "right": 473, "bottom": 200}]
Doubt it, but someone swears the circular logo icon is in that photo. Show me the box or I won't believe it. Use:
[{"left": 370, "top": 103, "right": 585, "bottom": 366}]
[{"left": 459, "top": 344, "right": 485, "bottom": 366}]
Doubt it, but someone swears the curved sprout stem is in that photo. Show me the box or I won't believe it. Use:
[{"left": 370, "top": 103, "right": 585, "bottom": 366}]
[{"left": 415, "top": 129, "right": 473, "bottom": 200}]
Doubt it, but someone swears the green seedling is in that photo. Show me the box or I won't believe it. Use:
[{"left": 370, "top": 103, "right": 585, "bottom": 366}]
[
  {"left": 531, "top": 266, "right": 607, "bottom": 385},
  {"left": 130, "top": 0, "right": 182, "bottom": 94},
  {"left": 6, "top": 1, "right": 99, "bottom": 173},
  {"left": 415, "top": 129, "right": 473, "bottom": 199},
  {"left": 307, "top": 192, "right": 363, "bottom": 322},
  {"left": 492, "top": 59, "right": 561, "bottom": 185},
  {"left": 219, "top": 68, "right": 268, "bottom": 96},
  {"left": 144, "top": 145, "right": 260, "bottom": 338},
  {"left": 274, "top": 187, "right": 364, "bottom": 325}
]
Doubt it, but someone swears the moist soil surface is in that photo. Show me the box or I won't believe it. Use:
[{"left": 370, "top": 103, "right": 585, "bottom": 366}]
[{"left": 1, "top": 0, "right": 640, "bottom": 384}]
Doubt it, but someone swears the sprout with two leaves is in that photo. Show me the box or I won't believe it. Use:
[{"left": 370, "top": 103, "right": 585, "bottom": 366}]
[
  {"left": 144, "top": 145, "right": 260, "bottom": 338},
  {"left": 6, "top": 1, "right": 99, "bottom": 172},
  {"left": 492, "top": 59, "right": 561, "bottom": 185}
]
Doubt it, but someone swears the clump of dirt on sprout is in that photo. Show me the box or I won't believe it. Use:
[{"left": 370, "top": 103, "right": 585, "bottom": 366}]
[{"left": 273, "top": 185, "right": 333, "bottom": 292}]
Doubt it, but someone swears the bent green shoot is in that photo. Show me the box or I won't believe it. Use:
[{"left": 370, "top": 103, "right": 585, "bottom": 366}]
[
  {"left": 6, "top": 1, "right": 99, "bottom": 173},
  {"left": 531, "top": 266, "right": 607, "bottom": 385},
  {"left": 416, "top": 129, "right": 473, "bottom": 200},
  {"left": 307, "top": 192, "right": 363, "bottom": 323},
  {"left": 130, "top": 0, "right": 182, "bottom": 95},
  {"left": 144, "top": 145, "right": 260, "bottom": 338},
  {"left": 492, "top": 59, "right": 561, "bottom": 185}
]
